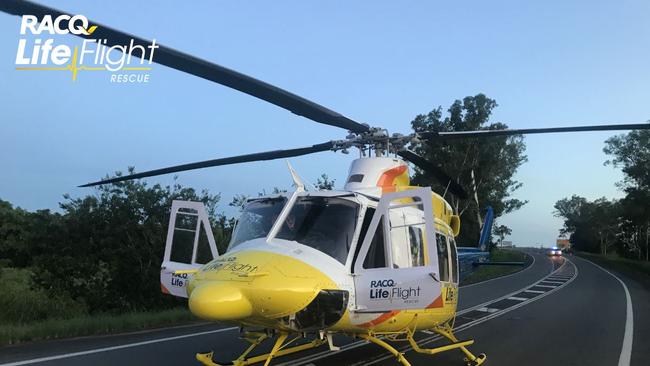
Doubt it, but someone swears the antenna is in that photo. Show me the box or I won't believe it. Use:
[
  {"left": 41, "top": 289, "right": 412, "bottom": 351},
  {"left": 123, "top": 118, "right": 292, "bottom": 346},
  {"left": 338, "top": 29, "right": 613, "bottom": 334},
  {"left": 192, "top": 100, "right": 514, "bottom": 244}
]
[{"left": 286, "top": 160, "right": 305, "bottom": 192}]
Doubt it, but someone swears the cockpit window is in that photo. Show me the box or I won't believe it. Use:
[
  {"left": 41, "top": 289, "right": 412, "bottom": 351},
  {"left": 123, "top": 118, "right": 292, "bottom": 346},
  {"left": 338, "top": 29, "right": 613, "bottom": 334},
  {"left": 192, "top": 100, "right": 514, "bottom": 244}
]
[
  {"left": 228, "top": 197, "right": 287, "bottom": 250},
  {"left": 276, "top": 196, "right": 358, "bottom": 264}
]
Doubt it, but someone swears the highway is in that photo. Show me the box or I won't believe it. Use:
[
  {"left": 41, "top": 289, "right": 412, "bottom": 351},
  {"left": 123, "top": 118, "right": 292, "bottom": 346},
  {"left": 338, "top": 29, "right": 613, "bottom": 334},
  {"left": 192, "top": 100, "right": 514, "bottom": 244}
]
[{"left": 0, "top": 249, "right": 646, "bottom": 366}]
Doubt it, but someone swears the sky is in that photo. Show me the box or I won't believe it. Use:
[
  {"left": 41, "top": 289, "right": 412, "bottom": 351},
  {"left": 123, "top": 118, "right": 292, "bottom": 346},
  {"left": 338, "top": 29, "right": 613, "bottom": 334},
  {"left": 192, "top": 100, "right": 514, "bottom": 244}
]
[{"left": 1, "top": 0, "right": 649, "bottom": 247}]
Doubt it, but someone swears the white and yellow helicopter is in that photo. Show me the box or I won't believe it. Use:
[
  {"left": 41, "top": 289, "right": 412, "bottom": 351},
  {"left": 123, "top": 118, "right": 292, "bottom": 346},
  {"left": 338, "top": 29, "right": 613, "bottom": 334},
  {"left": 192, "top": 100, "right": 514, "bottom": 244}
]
[{"left": 3, "top": 1, "right": 650, "bottom": 365}]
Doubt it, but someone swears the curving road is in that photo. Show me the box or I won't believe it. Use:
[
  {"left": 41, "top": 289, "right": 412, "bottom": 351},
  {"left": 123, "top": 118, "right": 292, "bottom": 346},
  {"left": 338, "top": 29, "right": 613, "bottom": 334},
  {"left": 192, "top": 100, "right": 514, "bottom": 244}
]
[{"left": 0, "top": 249, "right": 646, "bottom": 366}]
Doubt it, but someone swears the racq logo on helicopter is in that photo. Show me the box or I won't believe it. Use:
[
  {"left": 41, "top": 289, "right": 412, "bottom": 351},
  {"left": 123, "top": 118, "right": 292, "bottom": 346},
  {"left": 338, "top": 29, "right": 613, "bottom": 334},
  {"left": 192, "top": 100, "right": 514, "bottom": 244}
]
[
  {"left": 369, "top": 279, "right": 422, "bottom": 303},
  {"left": 202, "top": 256, "right": 259, "bottom": 274},
  {"left": 14, "top": 14, "right": 158, "bottom": 83}
]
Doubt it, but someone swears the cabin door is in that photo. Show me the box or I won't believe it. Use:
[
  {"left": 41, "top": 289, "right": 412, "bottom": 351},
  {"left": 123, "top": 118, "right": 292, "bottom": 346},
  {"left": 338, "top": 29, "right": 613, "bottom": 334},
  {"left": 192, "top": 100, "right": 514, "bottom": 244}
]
[
  {"left": 160, "top": 200, "right": 219, "bottom": 298},
  {"left": 352, "top": 188, "right": 443, "bottom": 312}
]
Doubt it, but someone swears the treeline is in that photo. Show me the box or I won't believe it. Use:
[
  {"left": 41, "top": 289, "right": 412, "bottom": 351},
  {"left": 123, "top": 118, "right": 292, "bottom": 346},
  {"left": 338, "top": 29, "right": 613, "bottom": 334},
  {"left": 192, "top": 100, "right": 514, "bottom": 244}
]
[
  {"left": 0, "top": 172, "right": 337, "bottom": 325},
  {"left": 554, "top": 129, "right": 650, "bottom": 260},
  {"left": 0, "top": 177, "right": 234, "bottom": 324}
]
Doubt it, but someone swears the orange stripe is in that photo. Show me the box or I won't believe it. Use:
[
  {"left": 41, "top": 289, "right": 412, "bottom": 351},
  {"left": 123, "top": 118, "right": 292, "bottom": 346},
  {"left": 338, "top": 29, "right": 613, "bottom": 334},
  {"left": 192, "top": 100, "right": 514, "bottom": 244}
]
[
  {"left": 160, "top": 283, "right": 170, "bottom": 294},
  {"left": 377, "top": 165, "right": 407, "bottom": 192},
  {"left": 358, "top": 293, "right": 443, "bottom": 327},
  {"left": 426, "top": 294, "right": 444, "bottom": 309},
  {"left": 358, "top": 310, "right": 401, "bottom": 328}
]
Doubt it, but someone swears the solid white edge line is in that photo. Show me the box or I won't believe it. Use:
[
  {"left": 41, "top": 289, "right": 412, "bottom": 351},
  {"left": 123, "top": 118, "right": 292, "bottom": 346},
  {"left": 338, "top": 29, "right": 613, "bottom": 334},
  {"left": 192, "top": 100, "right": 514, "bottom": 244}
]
[
  {"left": 577, "top": 257, "right": 634, "bottom": 366},
  {"left": 0, "top": 327, "right": 238, "bottom": 366}
]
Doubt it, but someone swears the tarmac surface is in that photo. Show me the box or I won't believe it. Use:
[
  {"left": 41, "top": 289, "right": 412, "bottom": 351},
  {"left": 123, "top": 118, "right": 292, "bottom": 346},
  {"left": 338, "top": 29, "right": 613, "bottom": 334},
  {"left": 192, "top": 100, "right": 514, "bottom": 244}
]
[{"left": 0, "top": 248, "right": 647, "bottom": 366}]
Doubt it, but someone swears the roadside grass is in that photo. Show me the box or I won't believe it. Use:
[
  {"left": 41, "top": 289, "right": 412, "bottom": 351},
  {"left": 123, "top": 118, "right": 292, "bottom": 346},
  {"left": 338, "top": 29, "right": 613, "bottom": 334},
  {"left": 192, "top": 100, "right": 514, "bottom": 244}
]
[
  {"left": 576, "top": 251, "right": 650, "bottom": 289},
  {"left": 0, "top": 308, "right": 199, "bottom": 347},
  {"left": 460, "top": 248, "right": 531, "bottom": 286}
]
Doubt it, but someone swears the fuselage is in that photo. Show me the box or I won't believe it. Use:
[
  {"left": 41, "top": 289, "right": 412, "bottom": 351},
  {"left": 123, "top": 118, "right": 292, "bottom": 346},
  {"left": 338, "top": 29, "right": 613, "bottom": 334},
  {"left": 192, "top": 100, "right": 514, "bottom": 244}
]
[{"left": 186, "top": 157, "right": 462, "bottom": 334}]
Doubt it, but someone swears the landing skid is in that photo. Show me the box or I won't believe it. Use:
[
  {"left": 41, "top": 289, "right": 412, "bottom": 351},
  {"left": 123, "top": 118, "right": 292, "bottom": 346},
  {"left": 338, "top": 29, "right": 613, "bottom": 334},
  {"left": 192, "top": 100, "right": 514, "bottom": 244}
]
[
  {"left": 196, "top": 325, "right": 485, "bottom": 366},
  {"left": 196, "top": 331, "right": 326, "bottom": 366},
  {"left": 360, "top": 324, "right": 486, "bottom": 366}
]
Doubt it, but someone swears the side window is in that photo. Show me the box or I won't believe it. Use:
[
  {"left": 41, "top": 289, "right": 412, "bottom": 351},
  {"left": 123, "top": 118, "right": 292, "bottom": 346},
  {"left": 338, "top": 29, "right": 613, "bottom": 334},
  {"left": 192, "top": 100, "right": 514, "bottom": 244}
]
[
  {"left": 389, "top": 211, "right": 409, "bottom": 269},
  {"left": 448, "top": 236, "right": 459, "bottom": 283},
  {"left": 169, "top": 209, "right": 199, "bottom": 264},
  {"left": 388, "top": 205, "right": 427, "bottom": 269},
  {"left": 435, "top": 233, "right": 449, "bottom": 282},
  {"left": 352, "top": 207, "right": 374, "bottom": 271},
  {"left": 408, "top": 226, "right": 425, "bottom": 267},
  {"left": 363, "top": 217, "right": 387, "bottom": 269}
]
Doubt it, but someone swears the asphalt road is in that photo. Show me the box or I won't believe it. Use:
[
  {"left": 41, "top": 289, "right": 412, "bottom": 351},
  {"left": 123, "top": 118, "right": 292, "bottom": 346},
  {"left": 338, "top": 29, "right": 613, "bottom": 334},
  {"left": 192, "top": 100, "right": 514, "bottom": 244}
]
[{"left": 0, "top": 249, "right": 646, "bottom": 366}]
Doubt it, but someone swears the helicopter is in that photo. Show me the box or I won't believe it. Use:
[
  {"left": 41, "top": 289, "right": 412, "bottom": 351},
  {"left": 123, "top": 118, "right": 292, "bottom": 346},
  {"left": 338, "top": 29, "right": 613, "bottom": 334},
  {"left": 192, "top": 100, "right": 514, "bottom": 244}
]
[{"left": 3, "top": 1, "right": 650, "bottom": 366}]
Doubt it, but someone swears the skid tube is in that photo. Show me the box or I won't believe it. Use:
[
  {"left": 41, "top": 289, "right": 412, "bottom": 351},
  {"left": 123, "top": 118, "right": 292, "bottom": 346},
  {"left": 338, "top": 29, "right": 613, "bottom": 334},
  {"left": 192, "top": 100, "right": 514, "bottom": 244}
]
[
  {"left": 358, "top": 324, "right": 486, "bottom": 366},
  {"left": 196, "top": 330, "right": 327, "bottom": 366}
]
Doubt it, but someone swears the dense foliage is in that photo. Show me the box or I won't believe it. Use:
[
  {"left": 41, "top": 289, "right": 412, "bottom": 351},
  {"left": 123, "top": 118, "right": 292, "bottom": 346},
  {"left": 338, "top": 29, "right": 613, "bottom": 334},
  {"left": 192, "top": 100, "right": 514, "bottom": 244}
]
[
  {"left": 0, "top": 173, "right": 232, "bottom": 322},
  {"left": 554, "top": 128, "right": 650, "bottom": 260}
]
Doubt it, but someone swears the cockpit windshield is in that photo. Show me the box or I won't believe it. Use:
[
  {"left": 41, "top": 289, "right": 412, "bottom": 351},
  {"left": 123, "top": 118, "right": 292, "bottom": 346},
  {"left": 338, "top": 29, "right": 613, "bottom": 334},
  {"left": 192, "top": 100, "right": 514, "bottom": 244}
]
[
  {"left": 228, "top": 197, "right": 287, "bottom": 250},
  {"left": 276, "top": 196, "right": 358, "bottom": 264}
]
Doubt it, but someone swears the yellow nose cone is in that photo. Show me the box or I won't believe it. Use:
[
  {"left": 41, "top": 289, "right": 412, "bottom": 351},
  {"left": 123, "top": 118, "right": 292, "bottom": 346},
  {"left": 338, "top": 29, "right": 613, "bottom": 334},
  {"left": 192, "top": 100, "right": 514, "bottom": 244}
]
[{"left": 188, "top": 282, "right": 253, "bottom": 321}]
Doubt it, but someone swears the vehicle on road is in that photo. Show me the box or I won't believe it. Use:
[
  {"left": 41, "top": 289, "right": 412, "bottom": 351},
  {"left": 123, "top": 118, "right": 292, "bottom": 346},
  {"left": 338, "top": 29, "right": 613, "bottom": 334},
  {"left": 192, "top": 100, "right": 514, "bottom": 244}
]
[{"left": 548, "top": 247, "right": 563, "bottom": 256}]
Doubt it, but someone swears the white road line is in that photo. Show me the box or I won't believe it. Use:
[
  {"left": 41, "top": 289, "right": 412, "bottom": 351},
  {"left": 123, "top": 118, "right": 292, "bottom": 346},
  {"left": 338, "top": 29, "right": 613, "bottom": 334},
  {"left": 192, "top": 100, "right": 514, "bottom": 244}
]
[
  {"left": 524, "top": 289, "right": 545, "bottom": 294},
  {"left": 578, "top": 257, "right": 634, "bottom": 366},
  {"left": 540, "top": 280, "right": 564, "bottom": 284},
  {"left": 507, "top": 296, "right": 528, "bottom": 301},
  {"left": 475, "top": 307, "right": 499, "bottom": 313},
  {"left": 0, "top": 327, "right": 238, "bottom": 366},
  {"left": 532, "top": 284, "right": 557, "bottom": 289}
]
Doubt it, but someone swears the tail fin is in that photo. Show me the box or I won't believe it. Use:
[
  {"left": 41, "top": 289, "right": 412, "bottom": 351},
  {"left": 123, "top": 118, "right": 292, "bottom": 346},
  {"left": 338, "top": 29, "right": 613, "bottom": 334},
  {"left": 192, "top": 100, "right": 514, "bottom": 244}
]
[{"left": 478, "top": 206, "right": 494, "bottom": 251}]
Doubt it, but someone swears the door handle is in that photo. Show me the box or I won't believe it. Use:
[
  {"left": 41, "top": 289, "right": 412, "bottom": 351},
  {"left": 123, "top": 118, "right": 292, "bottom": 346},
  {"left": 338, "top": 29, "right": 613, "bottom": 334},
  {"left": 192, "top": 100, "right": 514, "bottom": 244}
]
[{"left": 429, "top": 272, "right": 439, "bottom": 282}]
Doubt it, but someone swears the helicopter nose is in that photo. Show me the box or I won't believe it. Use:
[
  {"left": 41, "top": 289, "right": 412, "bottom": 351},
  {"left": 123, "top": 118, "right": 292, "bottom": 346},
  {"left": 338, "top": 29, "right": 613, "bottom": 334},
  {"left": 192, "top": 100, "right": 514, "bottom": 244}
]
[
  {"left": 187, "top": 247, "right": 344, "bottom": 325},
  {"left": 189, "top": 282, "right": 253, "bottom": 321}
]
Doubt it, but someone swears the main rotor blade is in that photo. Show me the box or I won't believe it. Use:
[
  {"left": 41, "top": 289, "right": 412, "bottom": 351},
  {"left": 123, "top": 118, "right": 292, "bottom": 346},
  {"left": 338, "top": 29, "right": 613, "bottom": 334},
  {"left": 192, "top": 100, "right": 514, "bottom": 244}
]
[
  {"left": 420, "top": 123, "right": 650, "bottom": 140},
  {"left": 79, "top": 141, "right": 335, "bottom": 187},
  {"left": 396, "top": 150, "right": 468, "bottom": 199},
  {"left": 0, "top": 0, "right": 370, "bottom": 134}
]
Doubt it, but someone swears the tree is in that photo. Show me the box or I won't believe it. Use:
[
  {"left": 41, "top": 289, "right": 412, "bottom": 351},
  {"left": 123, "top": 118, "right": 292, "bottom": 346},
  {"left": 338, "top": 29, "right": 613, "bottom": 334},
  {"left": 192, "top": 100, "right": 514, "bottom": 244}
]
[
  {"left": 25, "top": 169, "right": 230, "bottom": 313},
  {"left": 315, "top": 174, "right": 336, "bottom": 190},
  {"left": 553, "top": 195, "right": 589, "bottom": 237},
  {"left": 604, "top": 128, "right": 650, "bottom": 260},
  {"left": 553, "top": 196, "right": 622, "bottom": 255},
  {"left": 604, "top": 128, "right": 650, "bottom": 191},
  {"left": 410, "top": 94, "right": 528, "bottom": 245},
  {"left": 493, "top": 224, "right": 512, "bottom": 247},
  {"left": 0, "top": 199, "right": 32, "bottom": 267}
]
